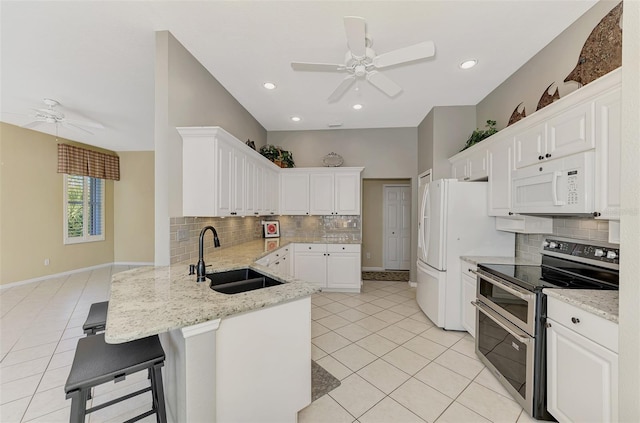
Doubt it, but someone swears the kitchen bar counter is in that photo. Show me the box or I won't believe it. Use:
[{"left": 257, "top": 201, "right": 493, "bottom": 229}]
[
  {"left": 106, "top": 237, "right": 357, "bottom": 343},
  {"left": 544, "top": 289, "right": 619, "bottom": 323}
]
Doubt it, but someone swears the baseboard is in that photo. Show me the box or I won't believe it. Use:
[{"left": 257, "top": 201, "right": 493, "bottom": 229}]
[
  {"left": 408, "top": 281, "right": 417, "bottom": 288},
  {"left": 1, "top": 261, "right": 155, "bottom": 290},
  {"left": 362, "top": 267, "right": 385, "bottom": 272}
]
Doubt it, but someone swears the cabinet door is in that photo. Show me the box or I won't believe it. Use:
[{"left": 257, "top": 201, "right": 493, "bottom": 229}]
[
  {"left": 326, "top": 252, "right": 360, "bottom": 290},
  {"left": 488, "top": 137, "right": 514, "bottom": 216},
  {"left": 245, "top": 158, "right": 256, "bottom": 216},
  {"left": 216, "top": 138, "right": 234, "bottom": 216},
  {"left": 294, "top": 251, "right": 327, "bottom": 288},
  {"left": 280, "top": 172, "right": 309, "bottom": 215},
  {"left": 460, "top": 263, "right": 477, "bottom": 337},
  {"left": 594, "top": 89, "right": 621, "bottom": 220},
  {"left": 546, "top": 101, "right": 594, "bottom": 161},
  {"left": 264, "top": 169, "right": 279, "bottom": 216},
  {"left": 515, "top": 123, "right": 546, "bottom": 169},
  {"left": 467, "top": 149, "right": 489, "bottom": 181},
  {"left": 231, "top": 148, "right": 246, "bottom": 215},
  {"left": 254, "top": 164, "right": 265, "bottom": 215},
  {"left": 334, "top": 172, "right": 361, "bottom": 215},
  {"left": 309, "top": 173, "right": 334, "bottom": 215},
  {"left": 451, "top": 159, "right": 467, "bottom": 180},
  {"left": 547, "top": 319, "right": 618, "bottom": 423}
]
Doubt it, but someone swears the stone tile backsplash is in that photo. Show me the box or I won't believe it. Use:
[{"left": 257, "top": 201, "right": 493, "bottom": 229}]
[
  {"left": 515, "top": 217, "right": 610, "bottom": 264},
  {"left": 169, "top": 215, "right": 362, "bottom": 264}
]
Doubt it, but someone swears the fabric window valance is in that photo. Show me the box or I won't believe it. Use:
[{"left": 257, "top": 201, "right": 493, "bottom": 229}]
[{"left": 57, "top": 144, "right": 120, "bottom": 181}]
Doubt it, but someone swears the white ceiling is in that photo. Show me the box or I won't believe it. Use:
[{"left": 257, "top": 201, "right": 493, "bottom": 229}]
[{"left": 0, "top": 1, "right": 598, "bottom": 151}]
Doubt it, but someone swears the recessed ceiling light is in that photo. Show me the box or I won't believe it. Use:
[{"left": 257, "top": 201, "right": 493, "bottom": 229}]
[
  {"left": 291, "top": 116, "right": 301, "bottom": 122},
  {"left": 263, "top": 82, "right": 276, "bottom": 90},
  {"left": 459, "top": 59, "right": 478, "bottom": 70},
  {"left": 352, "top": 104, "right": 363, "bottom": 110}
]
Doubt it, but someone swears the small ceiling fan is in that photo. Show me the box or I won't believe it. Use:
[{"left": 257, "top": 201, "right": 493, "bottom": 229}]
[
  {"left": 18, "top": 98, "right": 104, "bottom": 134},
  {"left": 291, "top": 16, "right": 436, "bottom": 102}
]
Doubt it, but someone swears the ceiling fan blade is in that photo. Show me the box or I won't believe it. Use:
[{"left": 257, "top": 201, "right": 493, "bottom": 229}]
[
  {"left": 366, "top": 71, "right": 402, "bottom": 97},
  {"left": 344, "top": 16, "right": 366, "bottom": 58},
  {"left": 22, "top": 120, "right": 46, "bottom": 129},
  {"left": 62, "top": 121, "right": 94, "bottom": 135},
  {"left": 373, "top": 41, "right": 436, "bottom": 68},
  {"left": 291, "top": 62, "right": 346, "bottom": 72},
  {"left": 64, "top": 118, "right": 104, "bottom": 129},
  {"left": 328, "top": 75, "right": 356, "bottom": 103}
]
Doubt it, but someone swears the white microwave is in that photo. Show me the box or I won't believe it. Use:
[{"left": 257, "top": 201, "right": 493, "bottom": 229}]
[{"left": 511, "top": 151, "right": 595, "bottom": 215}]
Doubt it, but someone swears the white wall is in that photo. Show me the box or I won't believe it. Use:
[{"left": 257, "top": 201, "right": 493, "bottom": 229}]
[{"left": 619, "top": 0, "right": 640, "bottom": 420}]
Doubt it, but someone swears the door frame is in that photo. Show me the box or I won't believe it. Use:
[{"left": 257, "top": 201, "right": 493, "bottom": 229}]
[{"left": 382, "top": 184, "right": 411, "bottom": 270}]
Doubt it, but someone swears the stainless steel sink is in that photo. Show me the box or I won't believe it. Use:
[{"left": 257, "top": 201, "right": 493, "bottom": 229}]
[{"left": 206, "top": 268, "right": 283, "bottom": 294}]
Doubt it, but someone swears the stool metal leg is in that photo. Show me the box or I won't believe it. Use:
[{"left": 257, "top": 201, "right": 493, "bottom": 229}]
[
  {"left": 150, "top": 362, "right": 167, "bottom": 423},
  {"left": 67, "top": 389, "right": 88, "bottom": 423}
]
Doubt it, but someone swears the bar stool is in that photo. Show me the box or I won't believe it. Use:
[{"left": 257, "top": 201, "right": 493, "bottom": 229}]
[
  {"left": 64, "top": 333, "right": 167, "bottom": 423},
  {"left": 83, "top": 301, "right": 108, "bottom": 335}
]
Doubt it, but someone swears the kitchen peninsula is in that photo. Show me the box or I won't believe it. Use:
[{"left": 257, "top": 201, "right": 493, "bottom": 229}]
[{"left": 105, "top": 238, "right": 338, "bottom": 423}]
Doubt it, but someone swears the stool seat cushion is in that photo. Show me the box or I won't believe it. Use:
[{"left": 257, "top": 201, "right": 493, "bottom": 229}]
[
  {"left": 65, "top": 333, "right": 165, "bottom": 393},
  {"left": 83, "top": 301, "right": 109, "bottom": 332}
]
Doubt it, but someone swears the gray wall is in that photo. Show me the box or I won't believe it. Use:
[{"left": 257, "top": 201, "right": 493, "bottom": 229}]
[{"left": 154, "top": 31, "right": 267, "bottom": 264}]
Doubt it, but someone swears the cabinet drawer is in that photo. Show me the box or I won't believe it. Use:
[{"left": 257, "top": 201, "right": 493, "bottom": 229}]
[
  {"left": 327, "top": 244, "right": 360, "bottom": 253},
  {"left": 294, "top": 243, "right": 326, "bottom": 253},
  {"left": 547, "top": 296, "right": 618, "bottom": 353}
]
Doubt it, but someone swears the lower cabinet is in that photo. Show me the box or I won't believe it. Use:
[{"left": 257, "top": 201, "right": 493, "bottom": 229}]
[
  {"left": 293, "top": 243, "right": 361, "bottom": 292},
  {"left": 460, "top": 260, "right": 477, "bottom": 338},
  {"left": 546, "top": 296, "right": 618, "bottom": 423}
]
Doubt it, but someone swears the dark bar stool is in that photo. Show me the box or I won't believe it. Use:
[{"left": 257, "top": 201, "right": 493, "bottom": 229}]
[
  {"left": 83, "top": 301, "right": 108, "bottom": 335},
  {"left": 64, "top": 333, "right": 167, "bottom": 423}
]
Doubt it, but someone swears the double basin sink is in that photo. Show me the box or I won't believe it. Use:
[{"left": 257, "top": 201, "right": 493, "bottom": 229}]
[{"left": 206, "top": 268, "right": 283, "bottom": 294}]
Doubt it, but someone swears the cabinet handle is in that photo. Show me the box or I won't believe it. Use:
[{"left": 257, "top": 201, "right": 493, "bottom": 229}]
[
  {"left": 546, "top": 322, "right": 552, "bottom": 328},
  {"left": 464, "top": 177, "right": 470, "bottom": 181},
  {"left": 593, "top": 212, "right": 601, "bottom": 217},
  {"left": 254, "top": 212, "right": 259, "bottom": 215},
  {"left": 342, "top": 247, "right": 345, "bottom": 250},
  {"left": 571, "top": 317, "right": 580, "bottom": 324},
  {"left": 508, "top": 212, "right": 514, "bottom": 215},
  {"left": 538, "top": 155, "right": 544, "bottom": 160},
  {"left": 308, "top": 247, "right": 312, "bottom": 250},
  {"left": 545, "top": 153, "right": 552, "bottom": 158}
]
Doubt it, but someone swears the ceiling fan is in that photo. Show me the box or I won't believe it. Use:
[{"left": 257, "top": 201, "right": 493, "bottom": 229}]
[
  {"left": 18, "top": 98, "right": 104, "bottom": 135},
  {"left": 291, "top": 16, "right": 436, "bottom": 102}
]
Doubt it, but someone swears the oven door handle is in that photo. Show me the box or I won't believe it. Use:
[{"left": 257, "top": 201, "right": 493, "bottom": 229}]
[
  {"left": 472, "top": 301, "right": 532, "bottom": 344},
  {"left": 476, "top": 272, "right": 534, "bottom": 301}
]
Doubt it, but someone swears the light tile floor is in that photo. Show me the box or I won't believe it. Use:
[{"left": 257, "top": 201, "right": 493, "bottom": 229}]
[{"left": 0, "top": 266, "right": 540, "bottom": 423}]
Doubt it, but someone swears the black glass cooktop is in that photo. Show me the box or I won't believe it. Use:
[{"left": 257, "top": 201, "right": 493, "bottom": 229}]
[{"left": 478, "top": 256, "right": 619, "bottom": 292}]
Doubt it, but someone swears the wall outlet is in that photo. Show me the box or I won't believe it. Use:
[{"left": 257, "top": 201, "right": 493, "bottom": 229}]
[
  {"left": 44, "top": 258, "right": 50, "bottom": 266},
  {"left": 366, "top": 252, "right": 371, "bottom": 259},
  {"left": 177, "top": 228, "right": 189, "bottom": 241}
]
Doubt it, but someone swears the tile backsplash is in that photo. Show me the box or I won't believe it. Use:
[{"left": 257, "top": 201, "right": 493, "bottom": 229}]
[
  {"left": 515, "top": 217, "right": 610, "bottom": 264},
  {"left": 169, "top": 215, "right": 362, "bottom": 264}
]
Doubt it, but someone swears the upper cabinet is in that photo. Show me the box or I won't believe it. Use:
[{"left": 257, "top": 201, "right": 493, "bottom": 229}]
[
  {"left": 450, "top": 148, "right": 488, "bottom": 182},
  {"left": 179, "top": 126, "right": 280, "bottom": 217},
  {"left": 281, "top": 168, "right": 363, "bottom": 216}
]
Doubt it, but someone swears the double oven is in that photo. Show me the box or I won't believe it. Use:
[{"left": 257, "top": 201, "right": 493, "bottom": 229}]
[{"left": 472, "top": 237, "right": 619, "bottom": 420}]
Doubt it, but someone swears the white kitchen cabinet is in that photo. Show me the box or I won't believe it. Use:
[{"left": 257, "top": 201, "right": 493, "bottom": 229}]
[
  {"left": 309, "top": 172, "right": 334, "bottom": 215},
  {"left": 451, "top": 159, "right": 467, "bottom": 181},
  {"left": 179, "top": 126, "right": 280, "bottom": 217},
  {"left": 293, "top": 243, "right": 361, "bottom": 292},
  {"left": 487, "top": 136, "right": 513, "bottom": 216},
  {"left": 334, "top": 171, "right": 362, "bottom": 215},
  {"left": 546, "top": 296, "right": 618, "bottom": 423},
  {"left": 450, "top": 148, "right": 488, "bottom": 181},
  {"left": 256, "top": 246, "right": 292, "bottom": 277},
  {"left": 514, "top": 122, "right": 546, "bottom": 169},
  {"left": 460, "top": 260, "right": 477, "bottom": 338},
  {"left": 593, "top": 88, "right": 621, "bottom": 220},
  {"left": 264, "top": 168, "right": 279, "bottom": 216},
  {"left": 280, "top": 170, "right": 310, "bottom": 215}
]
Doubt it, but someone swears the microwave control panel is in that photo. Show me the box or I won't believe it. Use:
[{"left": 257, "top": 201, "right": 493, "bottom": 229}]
[{"left": 567, "top": 170, "right": 579, "bottom": 205}]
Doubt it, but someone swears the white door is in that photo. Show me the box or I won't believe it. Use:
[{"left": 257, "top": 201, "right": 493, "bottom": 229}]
[{"left": 383, "top": 185, "right": 411, "bottom": 270}]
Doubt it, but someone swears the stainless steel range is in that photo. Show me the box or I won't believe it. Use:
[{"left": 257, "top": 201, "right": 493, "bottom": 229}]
[{"left": 472, "top": 237, "right": 619, "bottom": 420}]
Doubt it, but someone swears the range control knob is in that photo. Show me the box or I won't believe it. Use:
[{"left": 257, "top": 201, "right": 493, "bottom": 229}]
[
  {"left": 549, "top": 241, "right": 558, "bottom": 249},
  {"left": 594, "top": 249, "right": 605, "bottom": 257},
  {"left": 542, "top": 241, "right": 550, "bottom": 248},
  {"left": 606, "top": 250, "right": 618, "bottom": 260}
]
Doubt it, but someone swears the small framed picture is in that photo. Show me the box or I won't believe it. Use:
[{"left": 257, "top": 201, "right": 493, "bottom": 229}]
[
  {"left": 263, "top": 221, "right": 280, "bottom": 238},
  {"left": 265, "top": 238, "right": 280, "bottom": 251}
]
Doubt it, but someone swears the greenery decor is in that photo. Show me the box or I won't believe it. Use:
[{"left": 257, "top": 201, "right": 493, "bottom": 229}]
[
  {"left": 461, "top": 120, "right": 498, "bottom": 151},
  {"left": 259, "top": 144, "right": 295, "bottom": 168}
]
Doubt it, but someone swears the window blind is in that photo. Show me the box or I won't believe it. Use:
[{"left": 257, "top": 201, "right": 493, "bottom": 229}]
[{"left": 57, "top": 144, "right": 120, "bottom": 181}]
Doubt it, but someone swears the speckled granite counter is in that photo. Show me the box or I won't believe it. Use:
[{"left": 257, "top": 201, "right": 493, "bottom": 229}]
[
  {"left": 106, "top": 237, "right": 357, "bottom": 343},
  {"left": 544, "top": 289, "right": 619, "bottom": 323},
  {"left": 460, "top": 255, "right": 539, "bottom": 266}
]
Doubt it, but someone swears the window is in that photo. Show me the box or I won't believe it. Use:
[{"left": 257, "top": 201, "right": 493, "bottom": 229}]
[{"left": 64, "top": 174, "right": 105, "bottom": 244}]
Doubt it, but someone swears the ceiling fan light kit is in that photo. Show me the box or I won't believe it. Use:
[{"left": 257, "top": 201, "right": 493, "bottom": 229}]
[{"left": 291, "top": 16, "right": 435, "bottom": 102}]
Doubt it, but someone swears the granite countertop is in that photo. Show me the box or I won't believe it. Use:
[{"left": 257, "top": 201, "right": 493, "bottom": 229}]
[
  {"left": 460, "top": 255, "right": 539, "bottom": 266},
  {"left": 105, "top": 237, "right": 360, "bottom": 344},
  {"left": 544, "top": 289, "right": 619, "bottom": 323}
]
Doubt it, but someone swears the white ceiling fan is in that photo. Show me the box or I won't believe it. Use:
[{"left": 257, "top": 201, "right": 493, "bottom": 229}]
[
  {"left": 291, "top": 16, "right": 436, "bottom": 102},
  {"left": 18, "top": 98, "right": 104, "bottom": 135}
]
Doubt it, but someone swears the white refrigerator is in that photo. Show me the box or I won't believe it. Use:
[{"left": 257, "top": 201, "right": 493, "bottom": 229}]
[{"left": 417, "top": 179, "right": 514, "bottom": 330}]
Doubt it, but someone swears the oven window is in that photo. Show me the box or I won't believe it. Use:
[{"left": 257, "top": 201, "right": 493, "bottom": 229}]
[
  {"left": 478, "top": 311, "right": 528, "bottom": 398},
  {"left": 479, "top": 278, "right": 530, "bottom": 324}
]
